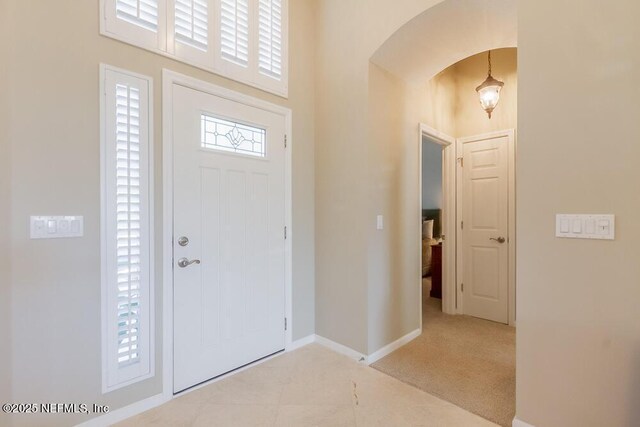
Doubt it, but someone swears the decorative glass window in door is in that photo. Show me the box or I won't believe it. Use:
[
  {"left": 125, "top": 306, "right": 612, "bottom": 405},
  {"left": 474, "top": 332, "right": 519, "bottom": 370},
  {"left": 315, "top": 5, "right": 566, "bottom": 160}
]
[{"left": 201, "top": 114, "right": 266, "bottom": 157}]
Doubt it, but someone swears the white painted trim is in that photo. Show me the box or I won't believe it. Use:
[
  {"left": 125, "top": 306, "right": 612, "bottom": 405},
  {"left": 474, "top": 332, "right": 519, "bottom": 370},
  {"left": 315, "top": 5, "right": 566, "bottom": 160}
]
[
  {"left": 419, "top": 123, "right": 457, "bottom": 327},
  {"left": 161, "top": 69, "right": 174, "bottom": 403},
  {"left": 288, "top": 334, "right": 316, "bottom": 352},
  {"left": 456, "top": 129, "right": 516, "bottom": 326},
  {"left": 367, "top": 328, "right": 421, "bottom": 364},
  {"left": 455, "top": 135, "right": 464, "bottom": 315},
  {"left": 314, "top": 335, "right": 367, "bottom": 363},
  {"left": 512, "top": 417, "right": 536, "bottom": 427},
  {"left": 162, "top": 69, "right": 294, "bottom": 400},
  {"left": 507, "top": 129, "right": 517, "bottom": 326},
  {"left": 100, "top": 64, "right": 156, "bottom": 393},
  {"left": 75, "top": 393, "right": 167, "bottom": 427}
]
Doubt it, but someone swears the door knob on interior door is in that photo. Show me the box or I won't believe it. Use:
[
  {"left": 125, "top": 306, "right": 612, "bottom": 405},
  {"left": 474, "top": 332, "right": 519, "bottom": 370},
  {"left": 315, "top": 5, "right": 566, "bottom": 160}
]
[
  {"left": 490, "top": 237, "right": 506, "bottom": 244},
  {"left": 177, "top": 257, "right": 201, "bottom": 268}
]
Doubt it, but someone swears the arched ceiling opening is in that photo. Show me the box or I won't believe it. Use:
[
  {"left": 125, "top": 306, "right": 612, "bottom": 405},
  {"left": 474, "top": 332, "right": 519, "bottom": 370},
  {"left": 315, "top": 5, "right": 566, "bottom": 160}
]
[{"left": 370, "top": 0, "right": 517, "bottom": 84}]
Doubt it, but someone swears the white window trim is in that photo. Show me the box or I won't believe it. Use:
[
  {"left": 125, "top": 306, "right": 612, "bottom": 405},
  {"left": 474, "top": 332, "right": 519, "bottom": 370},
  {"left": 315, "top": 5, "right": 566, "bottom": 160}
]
[
  {"left": 100, "top": 0, "right": 289, "bottom": 98},
  {"left": 100, "top": 63, "right": 155, "bottom": 393}
]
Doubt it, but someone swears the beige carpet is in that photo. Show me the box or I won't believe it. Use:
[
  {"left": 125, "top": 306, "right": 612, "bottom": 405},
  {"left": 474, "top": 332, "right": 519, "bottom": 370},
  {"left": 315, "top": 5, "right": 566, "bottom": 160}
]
[{"left": 371, "top": 279, "right": 515, "bottom": 427}]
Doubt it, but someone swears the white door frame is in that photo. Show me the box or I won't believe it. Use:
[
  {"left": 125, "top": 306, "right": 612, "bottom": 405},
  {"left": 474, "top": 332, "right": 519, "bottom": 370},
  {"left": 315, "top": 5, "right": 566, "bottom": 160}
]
[
  {"left": 456, "top": 129, "right": 516, "bottom": 326},
  {"left": 419, "top": 124, "right": 456, "bottom": 325},
  {"left": 162, "top": 69, "right": 293, "bottom": 399}
]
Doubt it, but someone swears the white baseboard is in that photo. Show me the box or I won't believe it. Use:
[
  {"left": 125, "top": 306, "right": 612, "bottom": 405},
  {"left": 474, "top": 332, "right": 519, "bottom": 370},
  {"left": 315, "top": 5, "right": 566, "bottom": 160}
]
[
  {"left": 314, "top": 335, "right": 367, "bottom": 363},
  {"left": 513, "top": 417, "right": 535, "bottom": 427},
  {"left": 75, "top": 393, "right": 167, "bottom": 427},
  {"left": 367, "top": 328, "right": 421, "bottom": 364},
  {"left": 288, "top": 334, "right": 316, "bottom": 351}
]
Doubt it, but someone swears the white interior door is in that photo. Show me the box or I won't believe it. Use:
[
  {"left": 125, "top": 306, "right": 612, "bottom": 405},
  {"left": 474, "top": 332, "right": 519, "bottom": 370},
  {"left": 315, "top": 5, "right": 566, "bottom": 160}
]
[
  {"left": 172, "top": 84, "right": 286, "bottom": 393},
  {"left": 461, "top": 134, "right": 509, "bottom": 324}
]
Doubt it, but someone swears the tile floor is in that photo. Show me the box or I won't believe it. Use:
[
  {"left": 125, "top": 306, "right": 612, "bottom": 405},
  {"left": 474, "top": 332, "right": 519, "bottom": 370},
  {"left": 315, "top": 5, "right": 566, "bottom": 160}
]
[{"left": 116, "top": 344, "right": 497, "bottom": 426}]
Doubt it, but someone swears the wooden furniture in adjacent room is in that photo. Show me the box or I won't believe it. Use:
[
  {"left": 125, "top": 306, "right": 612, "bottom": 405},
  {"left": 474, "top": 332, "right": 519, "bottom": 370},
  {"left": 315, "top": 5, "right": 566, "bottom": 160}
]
[{"left": 430, "top": 243, "right": 442, "bottom": 299}]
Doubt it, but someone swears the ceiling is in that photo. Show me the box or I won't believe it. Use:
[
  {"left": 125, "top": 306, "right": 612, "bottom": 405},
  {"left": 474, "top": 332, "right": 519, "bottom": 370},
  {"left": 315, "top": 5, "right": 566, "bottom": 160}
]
[{"left": 370, "top": 0, "right": 517, "bottom": 84}]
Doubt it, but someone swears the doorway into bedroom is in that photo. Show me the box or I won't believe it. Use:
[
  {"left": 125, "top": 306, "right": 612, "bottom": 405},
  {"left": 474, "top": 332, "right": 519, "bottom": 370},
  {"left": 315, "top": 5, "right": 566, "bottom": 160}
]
[{"left": 421, "top": 136, "right": 445, "bottom": 313}]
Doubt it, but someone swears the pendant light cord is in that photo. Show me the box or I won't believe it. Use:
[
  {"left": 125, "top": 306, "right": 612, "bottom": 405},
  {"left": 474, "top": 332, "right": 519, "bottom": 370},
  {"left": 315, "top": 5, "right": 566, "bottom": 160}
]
[{"left": 488, "top": 50, "right": 492, "bottom": 77}]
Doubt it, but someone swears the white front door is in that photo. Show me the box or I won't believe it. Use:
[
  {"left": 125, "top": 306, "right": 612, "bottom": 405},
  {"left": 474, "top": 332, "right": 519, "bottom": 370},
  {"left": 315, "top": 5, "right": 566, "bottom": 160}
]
[
  {"left": 461, "top": 134, "right": 509, "bottom": 324},
  {"left": 172, "top": 84, "right": 286, "bottom": 393}
]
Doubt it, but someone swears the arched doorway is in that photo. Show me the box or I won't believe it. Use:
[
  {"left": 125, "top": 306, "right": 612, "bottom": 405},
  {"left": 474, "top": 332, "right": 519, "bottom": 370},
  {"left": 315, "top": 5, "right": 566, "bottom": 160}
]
[{"left": 364, "top": 2, "right": 517, "bottom": 425}]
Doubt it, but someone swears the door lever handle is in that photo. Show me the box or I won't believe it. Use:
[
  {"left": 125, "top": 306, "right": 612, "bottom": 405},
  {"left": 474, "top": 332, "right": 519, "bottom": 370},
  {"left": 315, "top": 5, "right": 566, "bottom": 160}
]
[
  {"left": 490, "top": 237, "right": 506, "bottom": 244},
  {"left": 177, "top": 257, "right": 201, "bottom": 268}
]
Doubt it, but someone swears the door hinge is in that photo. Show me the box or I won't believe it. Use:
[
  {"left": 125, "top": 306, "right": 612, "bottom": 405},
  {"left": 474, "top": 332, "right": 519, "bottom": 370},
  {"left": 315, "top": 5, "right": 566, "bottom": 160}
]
[
  {"left": 461, "top": 221, "right": 464, "bottom": 230},
  {"left": 458, "top": 157, "right": 464, "bottom": 167},
  {"left": 284, "top": 317, "right": 288, "bottom": 331},
  {"left": 284, "top": 226, "right": 287, "bottom": 239},
  {"left": 284, "top": 134, "right": 287, "bottom": 148},
  {"left": 461, "top": 283, "right": 464, "bottom": 292}
]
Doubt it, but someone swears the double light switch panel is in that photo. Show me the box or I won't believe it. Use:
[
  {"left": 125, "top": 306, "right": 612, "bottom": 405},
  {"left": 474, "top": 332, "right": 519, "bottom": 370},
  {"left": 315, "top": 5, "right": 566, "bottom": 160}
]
[
  {"left": 30, "top": 216, "right": 84, "bottom": 239},
  {"left": 556, "top": 214, "right": 614, "bottom": 240}
]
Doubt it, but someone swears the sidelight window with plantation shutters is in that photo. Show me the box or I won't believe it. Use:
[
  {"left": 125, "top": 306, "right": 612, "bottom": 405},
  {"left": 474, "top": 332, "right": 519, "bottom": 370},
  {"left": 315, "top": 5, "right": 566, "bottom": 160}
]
[
  {"left": 101, "top": 0, "right": 288, "bottom": 96},
  {"left": 101, "top": 65, "right": 154, "bottom": 392}
]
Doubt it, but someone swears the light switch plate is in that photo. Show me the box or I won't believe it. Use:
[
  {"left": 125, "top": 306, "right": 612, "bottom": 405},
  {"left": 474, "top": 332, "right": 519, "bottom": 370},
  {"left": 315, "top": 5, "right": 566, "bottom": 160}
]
[
  {"left": 556, "top": 214, "right": 614, "bottom": 240},
  {"left": 30, "top": 216, "right": 84, "bottom": 239},
  {"left": 376, "top": 215, "right": 384, "bottom": 230}
]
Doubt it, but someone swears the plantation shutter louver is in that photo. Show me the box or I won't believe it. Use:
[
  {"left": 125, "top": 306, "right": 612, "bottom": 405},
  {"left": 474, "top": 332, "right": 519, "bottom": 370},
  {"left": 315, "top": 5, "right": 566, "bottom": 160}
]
[
  {"left": 115, "top": 83, "right": 143, "bottom": 366},
  {"left": 102, "top": 66, "right": 153, "bottom": 392},
  {"left": 258, "top": 0, "right": 282, "bottom": 80},
  {"left": 116, "top": 0, "right": 159, "bottom": 32},
  {"left": 220, "top": 0, "right": 249, "bottom": 66},
  {"left": 174, "top": 0, "right": 208, "bottom": 51}
]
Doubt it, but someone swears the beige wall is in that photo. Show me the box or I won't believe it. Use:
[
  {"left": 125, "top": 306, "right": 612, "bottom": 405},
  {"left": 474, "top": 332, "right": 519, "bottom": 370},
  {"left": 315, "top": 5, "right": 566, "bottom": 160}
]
[
  {"left": 314, "top": 0, "right": 446, "bottom": 355},
  {"left": 517, "top": 1, "right": 640, "bottom": 426},
  {"left": 367, "top": 64, "right": 416, "bottom": 353},
  {"left": 419, "top": 69, "right": 457, "bottom": 138},
  {"left": 4, "top": 0, "right": 316, "bottom": 425},
  {"left": 366, "top": 63, "right": 458, "bottom": 353},
  {"left": 0, "top": 0, "right": 13, "bottom": 425}
]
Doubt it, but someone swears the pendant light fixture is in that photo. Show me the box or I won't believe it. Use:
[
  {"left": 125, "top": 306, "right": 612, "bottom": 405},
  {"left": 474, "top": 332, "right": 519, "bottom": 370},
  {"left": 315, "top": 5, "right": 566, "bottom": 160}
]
[{"left": 476, "top": 50, "right": 504, "bottom": 119}]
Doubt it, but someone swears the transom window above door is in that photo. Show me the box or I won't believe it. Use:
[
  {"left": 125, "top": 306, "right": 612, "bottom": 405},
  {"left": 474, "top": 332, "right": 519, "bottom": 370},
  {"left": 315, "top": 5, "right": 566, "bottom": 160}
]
[{"left": 101, "top": 0, "right": 288, "bottom": 97}]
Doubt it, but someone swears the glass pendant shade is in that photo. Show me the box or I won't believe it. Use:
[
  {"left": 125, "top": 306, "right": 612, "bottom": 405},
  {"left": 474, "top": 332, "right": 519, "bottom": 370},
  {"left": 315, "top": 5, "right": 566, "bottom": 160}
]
[
  {"left": 476, "top": 75, "right": 504, "bottom": 118},
  {"left": 476, "top": 51, "right": 504, "bottom": 119}
]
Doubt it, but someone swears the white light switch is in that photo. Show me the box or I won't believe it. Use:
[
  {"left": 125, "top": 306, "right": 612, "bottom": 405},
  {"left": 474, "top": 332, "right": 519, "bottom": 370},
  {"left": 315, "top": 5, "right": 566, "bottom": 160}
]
[
  {"left": 572, "top": 219, "right": 582, "bottom": 233},
  {"left": 31, "top": 216, "right": 84, "bottom": 239},
  {"left": 376, "top": 215, "right": 384, "bottom": 230},
  {"left": 556, "top": 214, "right": 615, "bottom": 240}
]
